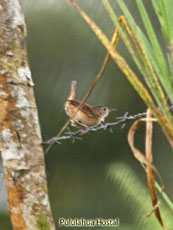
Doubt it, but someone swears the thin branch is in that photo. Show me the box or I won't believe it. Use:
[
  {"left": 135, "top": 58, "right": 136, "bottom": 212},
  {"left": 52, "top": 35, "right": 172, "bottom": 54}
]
[{"left": 45, "top": 26, "right": 120, "bottom": 154}]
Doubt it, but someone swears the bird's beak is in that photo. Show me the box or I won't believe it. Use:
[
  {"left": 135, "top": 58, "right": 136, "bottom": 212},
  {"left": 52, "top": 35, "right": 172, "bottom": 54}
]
[{"left": 109, "top": 108, "right": 117, "bottom": 112}]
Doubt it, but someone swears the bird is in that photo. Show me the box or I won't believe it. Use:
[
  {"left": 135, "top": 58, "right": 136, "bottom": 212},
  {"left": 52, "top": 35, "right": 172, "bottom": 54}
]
[{"left": 65, "top": 81, "right": 116, "bottom": 130}]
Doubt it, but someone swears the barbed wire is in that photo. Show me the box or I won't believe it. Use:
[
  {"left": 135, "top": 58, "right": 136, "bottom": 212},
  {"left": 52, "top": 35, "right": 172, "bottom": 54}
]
[
  {"left": 43, "top": 111, "right": 146, "bottom": 145},
  {"left": 43, "top": 106, "right": 173, "bottom": 146}
]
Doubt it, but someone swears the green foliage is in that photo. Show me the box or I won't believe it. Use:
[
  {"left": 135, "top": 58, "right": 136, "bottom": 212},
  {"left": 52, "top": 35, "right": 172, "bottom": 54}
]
[
  {"left": 67, "top": 0, "right": 173, "bottom": 146},
  {"left": 66, "top": 0, "right": 173, "bottom": 227},
  {"left": 151, "top": 0, "right": 173, "bottom": 44},
  {"left": 102, "top": 0, "right": 173, "bottom": 224},
  {"left": 103, "top": 0, "right": 173, "bottom": 123},
  {"left": 107, "top": 163, "right": 173, "bottom": 229}
]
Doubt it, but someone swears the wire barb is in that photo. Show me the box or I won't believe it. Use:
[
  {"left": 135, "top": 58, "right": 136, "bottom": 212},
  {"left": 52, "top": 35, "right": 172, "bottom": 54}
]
[
  {"left": 44, "top": 106, "right": 173, "bottom": 147},
  {"left": 43, "top": 110, "right": 150, "bottom": 146}
]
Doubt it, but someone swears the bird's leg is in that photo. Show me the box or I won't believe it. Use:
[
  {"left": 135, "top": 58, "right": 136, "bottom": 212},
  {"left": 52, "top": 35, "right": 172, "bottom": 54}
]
[
  {"left": 78, "top": 121, "right": 89, "bottom": 135},
  {"left": 70, "top": 120, "right": 89, "bottom": 135}
]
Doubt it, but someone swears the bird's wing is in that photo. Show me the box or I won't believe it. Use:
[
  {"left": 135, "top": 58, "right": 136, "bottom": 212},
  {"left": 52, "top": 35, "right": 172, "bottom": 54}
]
[{"left": 67, "top": 100, "right": 96, "bottom": 118}]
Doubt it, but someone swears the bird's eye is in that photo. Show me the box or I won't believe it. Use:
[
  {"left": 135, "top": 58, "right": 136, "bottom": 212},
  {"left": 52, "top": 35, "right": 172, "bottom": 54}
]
[{"left": 103, "top": 108, "right": 106, "bottom": 111}]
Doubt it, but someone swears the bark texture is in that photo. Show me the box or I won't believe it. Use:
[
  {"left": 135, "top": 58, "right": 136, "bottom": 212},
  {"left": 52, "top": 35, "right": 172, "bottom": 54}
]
[{"left": 0, "top": 1, "right": 55, "bottom": 229}]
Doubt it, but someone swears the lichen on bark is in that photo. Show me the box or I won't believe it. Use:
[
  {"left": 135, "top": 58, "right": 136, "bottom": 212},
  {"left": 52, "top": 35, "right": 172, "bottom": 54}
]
[{"left": 0, "top": 1, "right": 55, "bottom": 229}]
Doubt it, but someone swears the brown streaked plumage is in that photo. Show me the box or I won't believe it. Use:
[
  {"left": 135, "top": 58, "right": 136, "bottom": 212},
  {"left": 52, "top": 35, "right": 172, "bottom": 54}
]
[{"left": 65, "top": 81, "right": 116, "bottom": 129}]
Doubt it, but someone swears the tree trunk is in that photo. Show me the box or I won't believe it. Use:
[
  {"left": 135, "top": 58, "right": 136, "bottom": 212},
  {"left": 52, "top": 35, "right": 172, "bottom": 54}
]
[{"left": 0, "top": 0, "right": 55, "bottom": 229}]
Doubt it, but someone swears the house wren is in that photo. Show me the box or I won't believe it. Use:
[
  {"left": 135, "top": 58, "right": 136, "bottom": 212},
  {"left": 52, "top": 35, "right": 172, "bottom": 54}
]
[{"left": 64, "top": 81, "right": 116, "bottom": 130}]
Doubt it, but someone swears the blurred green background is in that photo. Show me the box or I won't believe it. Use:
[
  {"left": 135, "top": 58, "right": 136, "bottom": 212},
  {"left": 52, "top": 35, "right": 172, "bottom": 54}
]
[{"left": 0, "top": 0, "right": 173, "bottom": 229}]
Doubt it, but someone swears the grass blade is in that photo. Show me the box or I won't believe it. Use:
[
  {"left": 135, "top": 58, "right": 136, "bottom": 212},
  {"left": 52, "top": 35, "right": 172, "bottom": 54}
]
[
  {"left": 67, "top": 0, "right": 173, "bottom": 147},
  {"left": 136, "top": 0, "right": 173, "bottom": 103}
]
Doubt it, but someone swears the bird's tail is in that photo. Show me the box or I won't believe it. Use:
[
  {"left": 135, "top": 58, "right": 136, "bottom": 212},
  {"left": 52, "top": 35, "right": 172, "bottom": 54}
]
[{"left": 68, "top": 80, "right": 77, "bottom": 100}]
